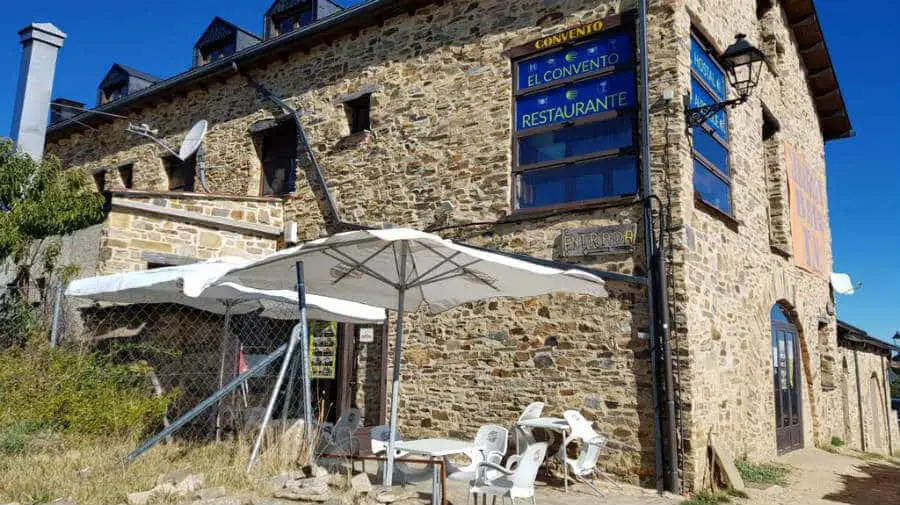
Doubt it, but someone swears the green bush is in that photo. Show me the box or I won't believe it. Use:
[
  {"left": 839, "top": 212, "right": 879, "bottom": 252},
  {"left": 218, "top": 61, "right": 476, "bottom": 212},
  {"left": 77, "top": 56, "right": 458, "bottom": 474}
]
[
  {"left": 831, "top": 436, "right": 845, "bottom": 447},
  {"left": 0, "top": 337, "right": 176, "bottom": 437}
]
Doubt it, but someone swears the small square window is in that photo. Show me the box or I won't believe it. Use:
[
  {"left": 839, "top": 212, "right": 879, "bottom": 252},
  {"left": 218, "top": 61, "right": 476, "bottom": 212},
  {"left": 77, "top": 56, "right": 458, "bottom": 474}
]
[
  {"left": 345, "top": 94, "right": 371, "bottom": 134},
  {"left": 93, "top": 170, "right": 107, "bottom": 192},
  {"left": 118, "top": 163, "right": 134, "bottom": 189},
  {"left": 163, "top": 155, "right": 196, "bottom": 192}
]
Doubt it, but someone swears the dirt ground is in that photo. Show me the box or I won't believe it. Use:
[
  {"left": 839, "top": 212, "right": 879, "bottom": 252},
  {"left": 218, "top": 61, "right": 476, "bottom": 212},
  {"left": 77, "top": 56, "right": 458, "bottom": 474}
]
[
  {"left": 741, "top": 448, "right": 900, "bottom": 505},
  {"left": 403, "top": 447, "right": 900, "bottom": 505}
]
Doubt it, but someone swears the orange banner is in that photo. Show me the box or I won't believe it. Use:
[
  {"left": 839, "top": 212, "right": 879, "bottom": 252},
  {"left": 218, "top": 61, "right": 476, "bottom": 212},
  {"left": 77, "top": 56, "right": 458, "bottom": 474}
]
[{"left": 785, "top": 142, "right": 829, "bottom": 278}]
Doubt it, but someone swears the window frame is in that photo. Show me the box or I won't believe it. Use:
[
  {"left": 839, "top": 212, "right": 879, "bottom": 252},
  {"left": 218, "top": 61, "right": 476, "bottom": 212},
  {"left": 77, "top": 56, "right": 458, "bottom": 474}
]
[
  {"left": 163, "top": 155, "right": 196, "bottom": 192},
  {"left": 690, "top": 31, "right": 735, "bottom": 219},
  {"left": 345, "top": 94, "right": 371, "bottom": 134},
  {"left": 257, "top": 120, "right": 298, "bottom": 197},
  {"left": 117, "top": 163, "right": 134, "bottom": 189},
  {"left": 509, "top": 25, "right": 639, "bottom": 214},
  {"left": 272, "top": 5, "right": 314, "bottom": 37}
]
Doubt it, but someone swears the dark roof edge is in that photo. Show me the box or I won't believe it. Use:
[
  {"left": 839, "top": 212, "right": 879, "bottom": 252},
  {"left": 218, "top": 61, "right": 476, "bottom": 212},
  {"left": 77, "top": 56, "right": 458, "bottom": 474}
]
[
  {"left": 113, "top": 63, "right": 162, "bottom": 83},
  {"left": 48, "top": 0, "right": 433, "bottom": 140},
  {"left": 783, "top": 0, "right": 853, "bottom": 141},
  {"left": 195, "top": 16, "right": 262, "bottom": 48},
  {"left": 837, "top": 319, "right": 898, "bottom": 352}
]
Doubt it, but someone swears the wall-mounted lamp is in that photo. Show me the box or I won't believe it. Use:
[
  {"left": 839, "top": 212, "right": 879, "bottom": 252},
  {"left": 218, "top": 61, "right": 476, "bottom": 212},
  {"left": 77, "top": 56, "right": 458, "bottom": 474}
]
[{"left": 685, "top": 34, "right": 767, "bottom": 127}]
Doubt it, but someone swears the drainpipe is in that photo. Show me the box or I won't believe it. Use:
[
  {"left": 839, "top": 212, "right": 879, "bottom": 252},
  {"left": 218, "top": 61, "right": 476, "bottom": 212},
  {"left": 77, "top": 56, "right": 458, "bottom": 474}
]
[
  {"left": 233, "top": 63, "right": 344, "bottom": 232},
  {"left": 882, "top": 355, "right": 893, "bottom": 454},
  {"left": 853, "top": 348, "right": 865, "bottom": 451},
  {"left": 10, "top": 23, "right": 66, "bottom": 161},
  {"left": 638, "top": 0, "right": 679, "bottom": 494}
]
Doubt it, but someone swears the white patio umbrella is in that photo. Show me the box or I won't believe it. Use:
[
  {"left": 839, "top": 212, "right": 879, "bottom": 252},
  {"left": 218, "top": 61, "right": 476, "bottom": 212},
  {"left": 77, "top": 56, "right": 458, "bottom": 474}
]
[
  {"left": 185, "top": 228, "right": 608, "bottom": 483},
  {"left": 66, "top": 258, "right": 386, "bottom": 323},
  {"left": 66, "top": 258, "right": 386, "bottom": 444}
]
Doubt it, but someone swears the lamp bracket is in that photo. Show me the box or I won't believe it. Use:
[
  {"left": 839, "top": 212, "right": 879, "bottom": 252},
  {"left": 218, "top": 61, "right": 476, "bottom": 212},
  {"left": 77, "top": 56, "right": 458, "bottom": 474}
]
[{"left": 685, "top": 97, "right": 746, "bottom": 128}]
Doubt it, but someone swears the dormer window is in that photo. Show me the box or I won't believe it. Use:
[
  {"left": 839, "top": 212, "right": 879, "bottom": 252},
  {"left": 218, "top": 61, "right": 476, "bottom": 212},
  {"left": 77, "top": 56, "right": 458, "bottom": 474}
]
[
  {"left": 274, "top": 5, "right": 313, "bottom": 36},
  {"left": 193, "top": 17, "right": 260, "bottom": 68},
  {"left": 264, "top": 0, "right": 343, "bottom": 39},
  {"left": 97, "top": 64, "right": 160, "bottom": 106}
]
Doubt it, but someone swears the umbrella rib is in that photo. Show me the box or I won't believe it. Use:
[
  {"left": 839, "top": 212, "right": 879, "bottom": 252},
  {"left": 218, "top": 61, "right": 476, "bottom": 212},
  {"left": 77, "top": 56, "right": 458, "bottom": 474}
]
[
  {"left": 404, "top": 244, "right": 428, "bottom": 303},
  {"left": 329, "top": 242, "right": 394, "bottom": 285},
  {"left": 411, "top": 242, "right": 498, "bottom": 291},
  {"left": 412, "top": 259, "right": 492, "bottom": 289},
  {"left": 323, "top": 247, "right": 399, "bottom": 289},
  {"left": 407, "top": 250, "right": 462, "bottom": 287}
]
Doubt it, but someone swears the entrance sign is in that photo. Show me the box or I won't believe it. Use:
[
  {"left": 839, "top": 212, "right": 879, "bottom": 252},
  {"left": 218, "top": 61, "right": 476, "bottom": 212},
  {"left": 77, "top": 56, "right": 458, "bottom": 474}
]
[
  {"left": 558, "top": 224, "right": 637, "bottom": 257},
  {"left": 785, "top": 142, "right": 828, "bottom": 279},
  {"left": 517, "top": 31, "right": 633, "bottom": 91}
]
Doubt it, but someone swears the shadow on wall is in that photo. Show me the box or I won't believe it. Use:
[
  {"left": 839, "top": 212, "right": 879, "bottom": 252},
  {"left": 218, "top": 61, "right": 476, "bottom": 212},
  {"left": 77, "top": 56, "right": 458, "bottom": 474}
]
[{"left": 822, "top": 461, "right": 900, "bottom": 505}]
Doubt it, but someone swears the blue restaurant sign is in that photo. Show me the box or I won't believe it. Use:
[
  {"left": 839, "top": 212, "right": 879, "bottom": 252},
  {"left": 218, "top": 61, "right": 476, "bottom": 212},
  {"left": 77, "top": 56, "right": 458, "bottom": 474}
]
[
  {"left": 516, "top": 31, "right": 633, "bottom": 91},
  {"left": 516, "top": 70, "right": 635, "bottom": 130}
]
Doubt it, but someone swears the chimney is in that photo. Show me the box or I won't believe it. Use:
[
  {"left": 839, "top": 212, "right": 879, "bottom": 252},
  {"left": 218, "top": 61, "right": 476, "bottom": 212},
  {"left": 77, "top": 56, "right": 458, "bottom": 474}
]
[
  {"left": 50, "top": 98, "right": 85, "bottom": 125},
  {"left": 10, "top": 23, "right": 66, "bottom": 162}
]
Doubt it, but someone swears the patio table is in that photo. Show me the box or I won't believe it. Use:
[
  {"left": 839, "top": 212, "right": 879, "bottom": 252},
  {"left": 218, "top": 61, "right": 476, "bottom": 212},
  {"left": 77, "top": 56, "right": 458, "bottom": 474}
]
[
  {"left": 396, "top": 438, "right": 477, "bottom": 505},
  {"left": 516, "top": 417, "right": 572, "bottom": 492}
]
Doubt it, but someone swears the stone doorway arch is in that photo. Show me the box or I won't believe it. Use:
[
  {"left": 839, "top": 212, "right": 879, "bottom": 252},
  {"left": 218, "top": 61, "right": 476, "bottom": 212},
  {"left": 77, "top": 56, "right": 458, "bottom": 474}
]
[{"left": 771, "top": 303, "right": 804, "bottom": 453}]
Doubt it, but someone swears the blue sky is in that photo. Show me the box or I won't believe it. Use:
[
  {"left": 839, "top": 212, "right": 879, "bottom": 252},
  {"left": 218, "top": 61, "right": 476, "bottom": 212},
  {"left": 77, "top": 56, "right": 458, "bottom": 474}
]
[{"left": 1, "top": 1, "right": 896, "bottom": 342}]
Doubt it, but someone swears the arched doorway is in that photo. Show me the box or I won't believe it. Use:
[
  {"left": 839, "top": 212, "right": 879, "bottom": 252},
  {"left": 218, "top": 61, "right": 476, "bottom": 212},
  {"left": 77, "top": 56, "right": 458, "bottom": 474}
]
[
  {"left": 868, "top": 375, "right": 885, "bottom": 451},
  {"left": 772, "top": 304, "right": 803, "bottom": 453}
]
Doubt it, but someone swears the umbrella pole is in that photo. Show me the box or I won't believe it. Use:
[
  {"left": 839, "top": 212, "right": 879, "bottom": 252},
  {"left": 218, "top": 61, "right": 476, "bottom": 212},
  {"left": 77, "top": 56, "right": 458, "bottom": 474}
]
[
  {"left": 247, "top": 314, "right": 302, "bottom": 472},
  {"left": 296, "top": 261, "right": 314, "bottom": 441},
  {"left": 215, "top": 303, "right": 233, "bottom": 442},
  {"left": 384, "top": 244, "right": 408, "bottom": 486}
]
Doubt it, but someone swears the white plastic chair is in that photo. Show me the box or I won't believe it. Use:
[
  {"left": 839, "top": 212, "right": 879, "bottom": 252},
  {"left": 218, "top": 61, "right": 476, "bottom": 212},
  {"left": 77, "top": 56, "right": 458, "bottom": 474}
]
[
  {"left": 370, "top": 424, "right": 432, "bottom": 486},
  {"left": 320, "top": 408, "right": 361, "bottom": 455},
  {"left": 561, "top": 410, "right": 621, "bottom": 496},
  {"left": 447, "top": 424, "right": 509, "bottom": 482},
  {"left": 468, "top": 442, "right": 548, "bottom": 505},
  {"left": 514, "top": 402, "right": 544, "bottom": 454}
]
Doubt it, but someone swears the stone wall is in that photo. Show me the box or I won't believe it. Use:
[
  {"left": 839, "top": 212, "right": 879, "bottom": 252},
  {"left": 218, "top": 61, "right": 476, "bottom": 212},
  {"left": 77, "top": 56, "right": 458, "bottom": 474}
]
[
  {"left": 100, "top": 191, "right": 283, "bottom": 273},
  {"left": 667, "top": 0, "right": 843, "bottom": 488},
  {"left": 829, "top": 343, "right": 899, "bottom": 455},
  {"left": 43, "top": 0, "right": 863, "bottom": 490}
]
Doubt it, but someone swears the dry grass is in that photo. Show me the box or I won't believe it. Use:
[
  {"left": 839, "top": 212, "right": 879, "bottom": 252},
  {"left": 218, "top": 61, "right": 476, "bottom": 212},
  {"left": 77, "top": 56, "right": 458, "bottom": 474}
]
[{"left": 0, "top": 421, "right": 322, "bottom": 505}]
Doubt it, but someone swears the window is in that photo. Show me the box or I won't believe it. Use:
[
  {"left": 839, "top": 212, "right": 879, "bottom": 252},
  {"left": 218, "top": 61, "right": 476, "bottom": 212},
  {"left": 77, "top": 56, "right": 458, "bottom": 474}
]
[
  {"left": 201, "top": 41, "right": 235, "bottom": 64},
  {"left": 93, "top": 170, "right": 107, "bottom": 192},
  {"left": 118, "top": 163, "right": 134, "bottom": 189},
  {"left": 512, "top": 28, "right": 637, "bottom": 212},
  {"left": 345, "top": 94, "right": 371, "bottom": 134},
  {"left": 259, "top": 122, "right": 297, "bottom": 196},
  {"left": 690, "top": 33, "right": 733, "bottom": 216},
  {"left": 102, "top": 83, "right": 128, "bottom": 104},
  {"left": 273, "top": 6, "right": 313, "bottom": 36},
  {"left": 164, "top": 155, "right": 196, "bottom": 192}
]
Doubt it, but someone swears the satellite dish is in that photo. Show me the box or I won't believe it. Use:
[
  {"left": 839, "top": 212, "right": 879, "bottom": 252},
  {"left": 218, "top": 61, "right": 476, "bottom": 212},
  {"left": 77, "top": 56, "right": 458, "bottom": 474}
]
[{"left": 178, "top": 120, "right": 208, "bottom": 160}]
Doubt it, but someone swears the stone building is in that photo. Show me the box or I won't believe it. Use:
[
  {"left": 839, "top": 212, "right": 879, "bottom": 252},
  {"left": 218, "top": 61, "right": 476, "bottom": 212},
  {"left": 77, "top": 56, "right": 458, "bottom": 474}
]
[{"left": 37, "top": 0, "right": 899, "bottom": 492}]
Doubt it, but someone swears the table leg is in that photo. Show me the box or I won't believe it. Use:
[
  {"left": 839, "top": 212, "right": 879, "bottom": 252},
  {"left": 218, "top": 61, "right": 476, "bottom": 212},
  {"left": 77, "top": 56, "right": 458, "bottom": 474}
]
[
  {"left": 431, "top": 457, "right": 441, "bottom": 505},
  {"left": 440, "top": 457, "right": 448, "bottom": 505}
]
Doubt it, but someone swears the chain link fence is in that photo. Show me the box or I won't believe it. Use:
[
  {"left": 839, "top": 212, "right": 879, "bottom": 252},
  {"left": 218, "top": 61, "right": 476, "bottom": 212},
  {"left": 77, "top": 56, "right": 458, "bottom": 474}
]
[{"left": 1, "top": 282, "right": 309, "bottom": 444}]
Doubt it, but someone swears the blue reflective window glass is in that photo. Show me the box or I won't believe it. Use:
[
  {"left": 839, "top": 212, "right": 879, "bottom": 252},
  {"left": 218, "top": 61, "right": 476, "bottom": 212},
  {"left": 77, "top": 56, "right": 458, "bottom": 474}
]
[
  {"left": 518, "top": 116, "right": 633, "bottom": 166},
  {"left": 690, "top": 37, "right": 726, "bottom": 100},
  {"left": 692, "top": 127, "right": 728, "bottom": 175},
  {"left": 516, "top": 156, "right": 637, "bottom": 209},
  {"left": 693, "top": 160, "right": 732, "bottom": 215},
  {"left": 690, "top": 78, "right": 728, "bottom": 140}
]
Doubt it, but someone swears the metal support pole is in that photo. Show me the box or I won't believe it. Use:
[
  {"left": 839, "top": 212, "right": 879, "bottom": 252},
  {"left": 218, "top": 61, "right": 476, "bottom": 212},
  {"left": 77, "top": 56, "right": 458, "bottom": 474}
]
[
  {"left": 49, "top": 282, "right": 64, "bottom": 347},
  {"left": 215, "top": 304, "right": 234, "bottom": 442},
  {"left": 384, "top": 242, "right": 408, "bottom": 486},
  {"left": 247, "top": 318, "right": 303, "bottom": 472},
  {"left": 297, "top": 261, "right": 314, "bottom": 441},
  {"left": 128, "top": 342, "right": 288, "bottom": 462}
]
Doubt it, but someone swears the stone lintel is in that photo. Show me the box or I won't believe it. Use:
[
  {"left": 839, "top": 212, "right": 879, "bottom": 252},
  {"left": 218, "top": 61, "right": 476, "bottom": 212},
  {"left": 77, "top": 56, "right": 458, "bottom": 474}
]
[
  {"left": 112, "top": 199, "right": 282, "bottom": 238},
  {"left": 139, "top": 251, "right": 199, "bottom": 266}
]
